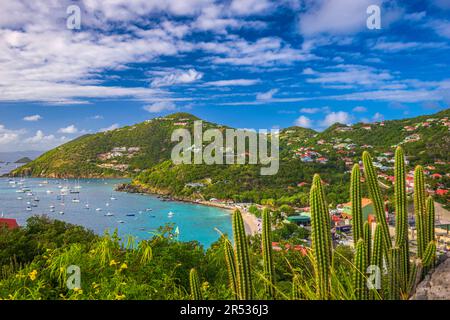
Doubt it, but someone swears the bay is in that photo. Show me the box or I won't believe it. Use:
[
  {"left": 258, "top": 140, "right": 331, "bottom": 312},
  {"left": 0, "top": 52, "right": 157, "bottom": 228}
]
[{"left": 0, "top": 178, "right": 232, "bottom": 247}]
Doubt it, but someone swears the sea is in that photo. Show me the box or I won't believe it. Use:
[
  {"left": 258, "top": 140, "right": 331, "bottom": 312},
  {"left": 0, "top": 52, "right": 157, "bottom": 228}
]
[{"left": 0, "top": 177, "right": 232, "bottom": 248}]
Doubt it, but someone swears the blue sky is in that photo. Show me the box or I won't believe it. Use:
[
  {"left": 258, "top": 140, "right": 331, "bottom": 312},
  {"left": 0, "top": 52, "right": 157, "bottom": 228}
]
[{"left": 0, "top": 0, "right": 449, "bottom": 151}]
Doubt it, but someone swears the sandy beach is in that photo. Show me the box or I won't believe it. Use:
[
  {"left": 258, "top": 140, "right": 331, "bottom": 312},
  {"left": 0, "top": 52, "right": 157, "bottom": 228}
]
[{"left": 194, "top": 200, "right": 261, "bottom": 235}]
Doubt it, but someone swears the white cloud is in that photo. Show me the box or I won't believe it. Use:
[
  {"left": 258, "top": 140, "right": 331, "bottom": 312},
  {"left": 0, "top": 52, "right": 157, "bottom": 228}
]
[
  {"left": 204, "top": 79, "right": 261, "bottom": 86},
  {"left": 299, "top": 0, "right": 384, "bottom": 36},
  {"left": 320, "top": 111, "right": 352, "bottom": 127},
  {"left": 300, "top": 107, "right": 330, "bottom": 114},
  {"left": 372, "top": 112, "right": 384, "bottom": 122},
  {"left": 230, "top": 0, "right": 272, "bottom": 15},
  {"left": 352, "top": 106, "right": 367, "bottom": 112},
  {"left": 372, "top": 39, "right": 447, "bottom": 52},
  {"left": 256, "top": 89, "right": 278, "bottom": 100},
  {"left": 58, "top": 125, "right": 78, "bottom": 134},
  {"left": 99, "top": 124, "right": 120, "bottom": 132},
  {"left": 305, "top": 64, "right": 393, "bottom": 87},
  {"left": 151, "top": 69, "right": 203, "bottom": 87},
  {"left": 23, "top": 115, "right": 43, "bottom": 122},
  {"left": 143, "top": 101, "right": 177, "bottom": 113},
  {"left": 90, "top": 115, "right": 104, "bottom": 120},
  {"left": 294, "top": 116, "right": 314, "bottom": 128}
]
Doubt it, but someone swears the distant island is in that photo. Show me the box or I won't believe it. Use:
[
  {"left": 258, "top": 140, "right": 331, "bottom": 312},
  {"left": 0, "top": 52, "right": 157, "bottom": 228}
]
[{"left": 15, "top": 157, "right": 32, "bottom": 164}]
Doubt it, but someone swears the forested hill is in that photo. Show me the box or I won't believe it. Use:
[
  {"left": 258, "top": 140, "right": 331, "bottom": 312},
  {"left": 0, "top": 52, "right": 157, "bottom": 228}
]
[{"left": 12, "top": 113, "right": 225, "bottom": 178}]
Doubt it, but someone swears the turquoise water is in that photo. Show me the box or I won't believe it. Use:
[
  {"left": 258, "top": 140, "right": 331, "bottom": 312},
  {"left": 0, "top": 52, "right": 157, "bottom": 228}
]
[{"left": 0, "top": 178, "right": 232, "bottom": 247}]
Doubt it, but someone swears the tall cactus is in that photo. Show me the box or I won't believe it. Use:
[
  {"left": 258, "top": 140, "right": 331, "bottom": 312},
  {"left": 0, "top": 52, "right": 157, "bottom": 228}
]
[
  {"left": 223, "top": 237, "right": 238, "bottom": 299},
  {"left": 353, "top": 239, "right": 368, "bottom": 300},
  {"left": 351, "top": 164, "right": 364, "bottom": 246},
  {"left": 370, "top": 223, "right": 384, "bottom": 299},
  {"left": 425, "top": 197, "right": 435, "bottom": 245},
  {"left": 394, "top": 147, "right": 410, "bottom": 282},
  {"left": 262, "top": 208, "right": 275, "bottom": 299},
  {"left": 414, "top": 166, "right": 426, "bottom": 259},
  {"left": 310, "top": 174, "right": 332, "bottom": 299},
  {"left": 232, "top": 210, "right": 253, "bottom": 300},
  {"left": 189, "top": 268, "right": 203, "bottom": 300},
  {"left": 362, "top": 152, "right": 392, "bottom": 254},
  {"left": 388, "top": 247, "right": 401, "bottom": 300}
]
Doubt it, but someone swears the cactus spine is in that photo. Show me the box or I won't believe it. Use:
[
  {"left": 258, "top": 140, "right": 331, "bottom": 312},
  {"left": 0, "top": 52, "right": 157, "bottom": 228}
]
[
  {"left": 362, "top": 152, "right": 392, "bottom": 254},
  {"left": 351, "top": 164, "right": 364, "bottom": 246},
  {"left": 394, "top": 147, "right": 410, "bottom": 284},
  {"left": 262, "top": 208, "right": 275, "bottom": 299},
  {"left": 232, "top": 210, "right": 253, "bottom": 300},
  {"left": 310, "top": 174, "right": 332, "bottom": 299},
  {"left": 353, "top": 239, "right": 368, "bottom": 300},
  {"left": 223, "top": 237, "right": 238, "bottom": 299},
  {"left": 189, "top": 268, "right": 203, "bottom": 300},
  {"left": 414, "top": 166, "right": 426, "bottom": 259}
]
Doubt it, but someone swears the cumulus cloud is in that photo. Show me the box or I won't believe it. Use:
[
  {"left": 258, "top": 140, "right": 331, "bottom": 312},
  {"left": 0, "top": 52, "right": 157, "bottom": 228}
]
[
  {"left": 58, "top": 125, "right": 78, "bottom": 134},
  {"left": 143, "top": 101, "right": 177, "bottom": 113},
  {"left": 320, "top": 111, "right": 352, "bottom": 127},
  {"left": 151, "top": 69, "right": 203, "bottom": 87},
  {"left": 295, "top": 115, "right": 314, "bottom": 128},
  {"left": 23, "top": 115, "right": 43, "bottom": 122}
]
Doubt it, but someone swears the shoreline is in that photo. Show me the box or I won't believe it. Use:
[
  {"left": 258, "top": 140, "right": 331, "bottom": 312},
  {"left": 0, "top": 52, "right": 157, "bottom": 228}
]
[{"left": 115, "top": 182, "right": 261, "bottom": 236}]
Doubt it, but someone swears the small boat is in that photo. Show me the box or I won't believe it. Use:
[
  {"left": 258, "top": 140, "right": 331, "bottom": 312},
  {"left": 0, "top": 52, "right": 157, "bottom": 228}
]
[
  {"left": 117, "top": 220, "right": 125, "bottom": 224},
  {"left": 31, "top": 203, "right": 38, "bottom": 208},
  {"left": 105, "top": 212, "right": 114, "bottom": 217},
  {"left": 168, "top": 211, "right": 174, "bottom": 218},
  {"left": 16, "top": 189, "right": 25, "bottom": 193},
  {"left": 46, "top": 190, "right": 53, "bottom": 194},
  {"left": 72, "top": 199, "right": 80, "bottom": 203},
  {"left": 33, "top": 197, "right": 40, "bottom": 202},
  {"left": 105, "top": 203, "right": 110, "bottom": 207},
  {"left": 26, "top": 192, "right": 33, "bottom": 196},
  {"left": 126, "top": 213, "right": 136, "bottom": 217},
  {"left": 59, "top": 211, "right": 64, "bottom": 215},
  {"left": 146, "top": 208, "right": 153, "bottom": 212},
  {"left": 49, "top": 205, "right": 55, "bottom": 209},
  {"left": 26, "top": 207, "right": 32, "bottom": 211},
  {"left": 17, "top": 197, "right": 23, "bottom": 200},
  {"left": 85, "top": 204, "right": 90, "bottom": 209},
  {"left": 110, "top": 196, "right": 117, "bottom": 201},
  {"left": 50, "top": 209, "right": 55, "bottom": 213},
  {"left": 96, "top": 208, "right": 102, "bottom": 212}
]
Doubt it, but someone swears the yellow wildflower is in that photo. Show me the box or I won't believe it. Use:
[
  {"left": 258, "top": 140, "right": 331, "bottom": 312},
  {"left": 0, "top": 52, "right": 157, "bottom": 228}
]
[
  {"left": 28, "top": 269, "right": 38, "bottom": 281},
  {"left": 109, "top": 259, "right": 119, "bottom": 266},
  {"left": 73, "top": 287, "right": 83, "bottom": 295},
  {"left": 115, "top": 293, "right": 126, "bottom": 300},
  {"left": 119, "top": 263, "right": 128, "bottom": 270}
]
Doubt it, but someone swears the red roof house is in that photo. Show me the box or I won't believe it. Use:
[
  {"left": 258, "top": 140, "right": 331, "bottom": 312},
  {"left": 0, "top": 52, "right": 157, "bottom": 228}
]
[{"left": 0, "top": 218, "right": 19, "bottom": 230}]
